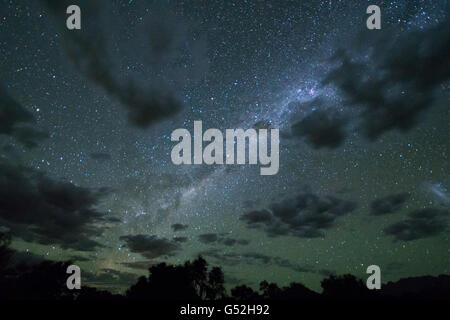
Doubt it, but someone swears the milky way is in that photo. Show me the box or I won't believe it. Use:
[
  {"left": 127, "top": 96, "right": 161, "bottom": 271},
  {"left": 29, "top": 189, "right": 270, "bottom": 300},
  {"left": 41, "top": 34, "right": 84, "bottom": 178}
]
[{"left": 0, "top": 0, "right": 449, "bottom": 292}]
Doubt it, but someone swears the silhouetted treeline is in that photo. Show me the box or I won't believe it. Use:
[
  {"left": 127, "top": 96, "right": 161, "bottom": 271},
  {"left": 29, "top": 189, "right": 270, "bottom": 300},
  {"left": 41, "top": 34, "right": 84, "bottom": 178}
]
[{"left": 1, "top": 233, "right": 449, "bottom": 301}]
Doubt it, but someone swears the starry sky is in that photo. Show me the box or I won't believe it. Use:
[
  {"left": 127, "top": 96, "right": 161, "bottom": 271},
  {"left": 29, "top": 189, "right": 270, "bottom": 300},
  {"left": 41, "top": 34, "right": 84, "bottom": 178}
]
[{"left": 0, "top": 0, "right": 449, "bottom": 292}]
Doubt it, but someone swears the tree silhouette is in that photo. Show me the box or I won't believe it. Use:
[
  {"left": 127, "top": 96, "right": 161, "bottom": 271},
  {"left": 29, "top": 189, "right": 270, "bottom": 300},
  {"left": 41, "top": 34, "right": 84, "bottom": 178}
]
[
  {"left": 206, "top": 266, "right": 225, "bottom": 300},
  {"left": 76, "top": 286, "right": 123, "bottom": 301},
  {"left": 1, "top": 259, "right": 75, "bottom": 300},
  {"left": 126, "top": 262, "right": 199, "bottom": 300},
  {"left": 0, "top": 235, "right": 448, "bottom": 301},
  {"left": 279, "top": 282, "right": 320, "bottom": 300},
  {"left": 0, "top": 233, "right": 13, "bottom": 273},
  {"left": 231, "top": 285, "right": 261, "bottom": 300},
  {"left": 185, "top": 255, "right": 208, "bottom": 299},
  {"left": 321, "top": 274, "right": 377, "bottom": 300},
  {"left": 260, "top": 280, "right": 282, "bottom": 299}
]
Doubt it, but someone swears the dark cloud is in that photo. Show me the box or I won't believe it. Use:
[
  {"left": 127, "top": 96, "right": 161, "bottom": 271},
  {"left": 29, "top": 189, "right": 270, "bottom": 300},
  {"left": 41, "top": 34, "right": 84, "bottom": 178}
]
[
  {"left": 173, "top": 236, "right": 188, "bottom": 243},
  {"left": 0, "top": 85, "right": 48, "bottom": 148},
  {"left": 121, "top": 260, "right": 160, "bottom": 271},
  {"left": 11, "top": 126, "right": 49, "bottom": 149},
  {"left": 199, "top": 249, "right": 265, "bottom": 267},
  {"left": 221, "top": 238, "right": 237, "bottom": 246},
  {"left": 197, "top": 233, "right": 250, "bottom": 246},
  {"left": 242, "top": 252, "right": 273, "bottom": 264},
  {"left": 8, "top": 250, "right": 45, "bottom": 267},
  {"left": 241, "top": 191, "right": 357, "bottom": 238},
  {"left": 0, "top": 162, "right": 116, "bottom": 251},
  {"left": 200, "top": 250, "right": 317, "bottom": 275},
  {"left": 252, "top": 119, "right": 275, "bottom": 130},
  {"left": 42, "top": 0, "right": 208, "bottom": 128},
  {"left": 291, "top": 107, "right": 348, "bottom": 149},
  {"left": 69, "top": 255, "right": 91, "bottom": 262},
  {"left": 242, "top": 199, "right": 260, "bottom": 210},
  {"left": 221, "top": 238, "right": 250, "bottom": 247},
  {"left": 384, "top": 208, "right": 448, "bottom": 241},
  {"left": 65, "top": 31, "right": 181, "bottom": 128},
  {"left": 198, "top": 233, "right": 218, "bottom": 244},
  {"left": 272, "top": 256, "right": 312, "bottom": 273},
  {"left": 84, "top": 268, "right": 138, "bottom": 289},
  {"left": 370, "top": 193, "right": 410, "bottom": 215},
  {"left": 120, "top": 234, "right": 180, "bottom": 259},
  {"left": 89, "top": 152, "right": 112, "bottom": 161},
  {"left": 0, "top": 85, "right": 33, "bottom": 133},
  {"left": 241, "top": 209, "right": 273, "bottom": 224},
  {"left": 171, "top": 223, "right": 189, "bottom": 232},
  {"left": 323, "top": 18, "right": 450, "bottom": 140}
]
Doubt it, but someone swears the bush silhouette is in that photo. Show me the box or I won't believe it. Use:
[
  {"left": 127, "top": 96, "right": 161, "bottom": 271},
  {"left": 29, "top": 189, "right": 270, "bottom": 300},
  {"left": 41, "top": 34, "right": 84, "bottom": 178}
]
[
  {"left": 126, "top": 256, "right": 226, "bottom": 301},
  {"left": 231, "top": 285, "right": 261, "bottom": 300},
  {"left": 321, "top": 274, "right": 377, "bottom": 300},
  {"left": 1, "top": 233, "right": 449, "bottom": 301}
]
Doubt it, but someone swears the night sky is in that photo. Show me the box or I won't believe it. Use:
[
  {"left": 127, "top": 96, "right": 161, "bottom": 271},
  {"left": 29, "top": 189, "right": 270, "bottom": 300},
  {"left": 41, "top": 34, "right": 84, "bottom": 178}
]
[{"left": 0, "top": 0, "right": 449, "bottom": 293}]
